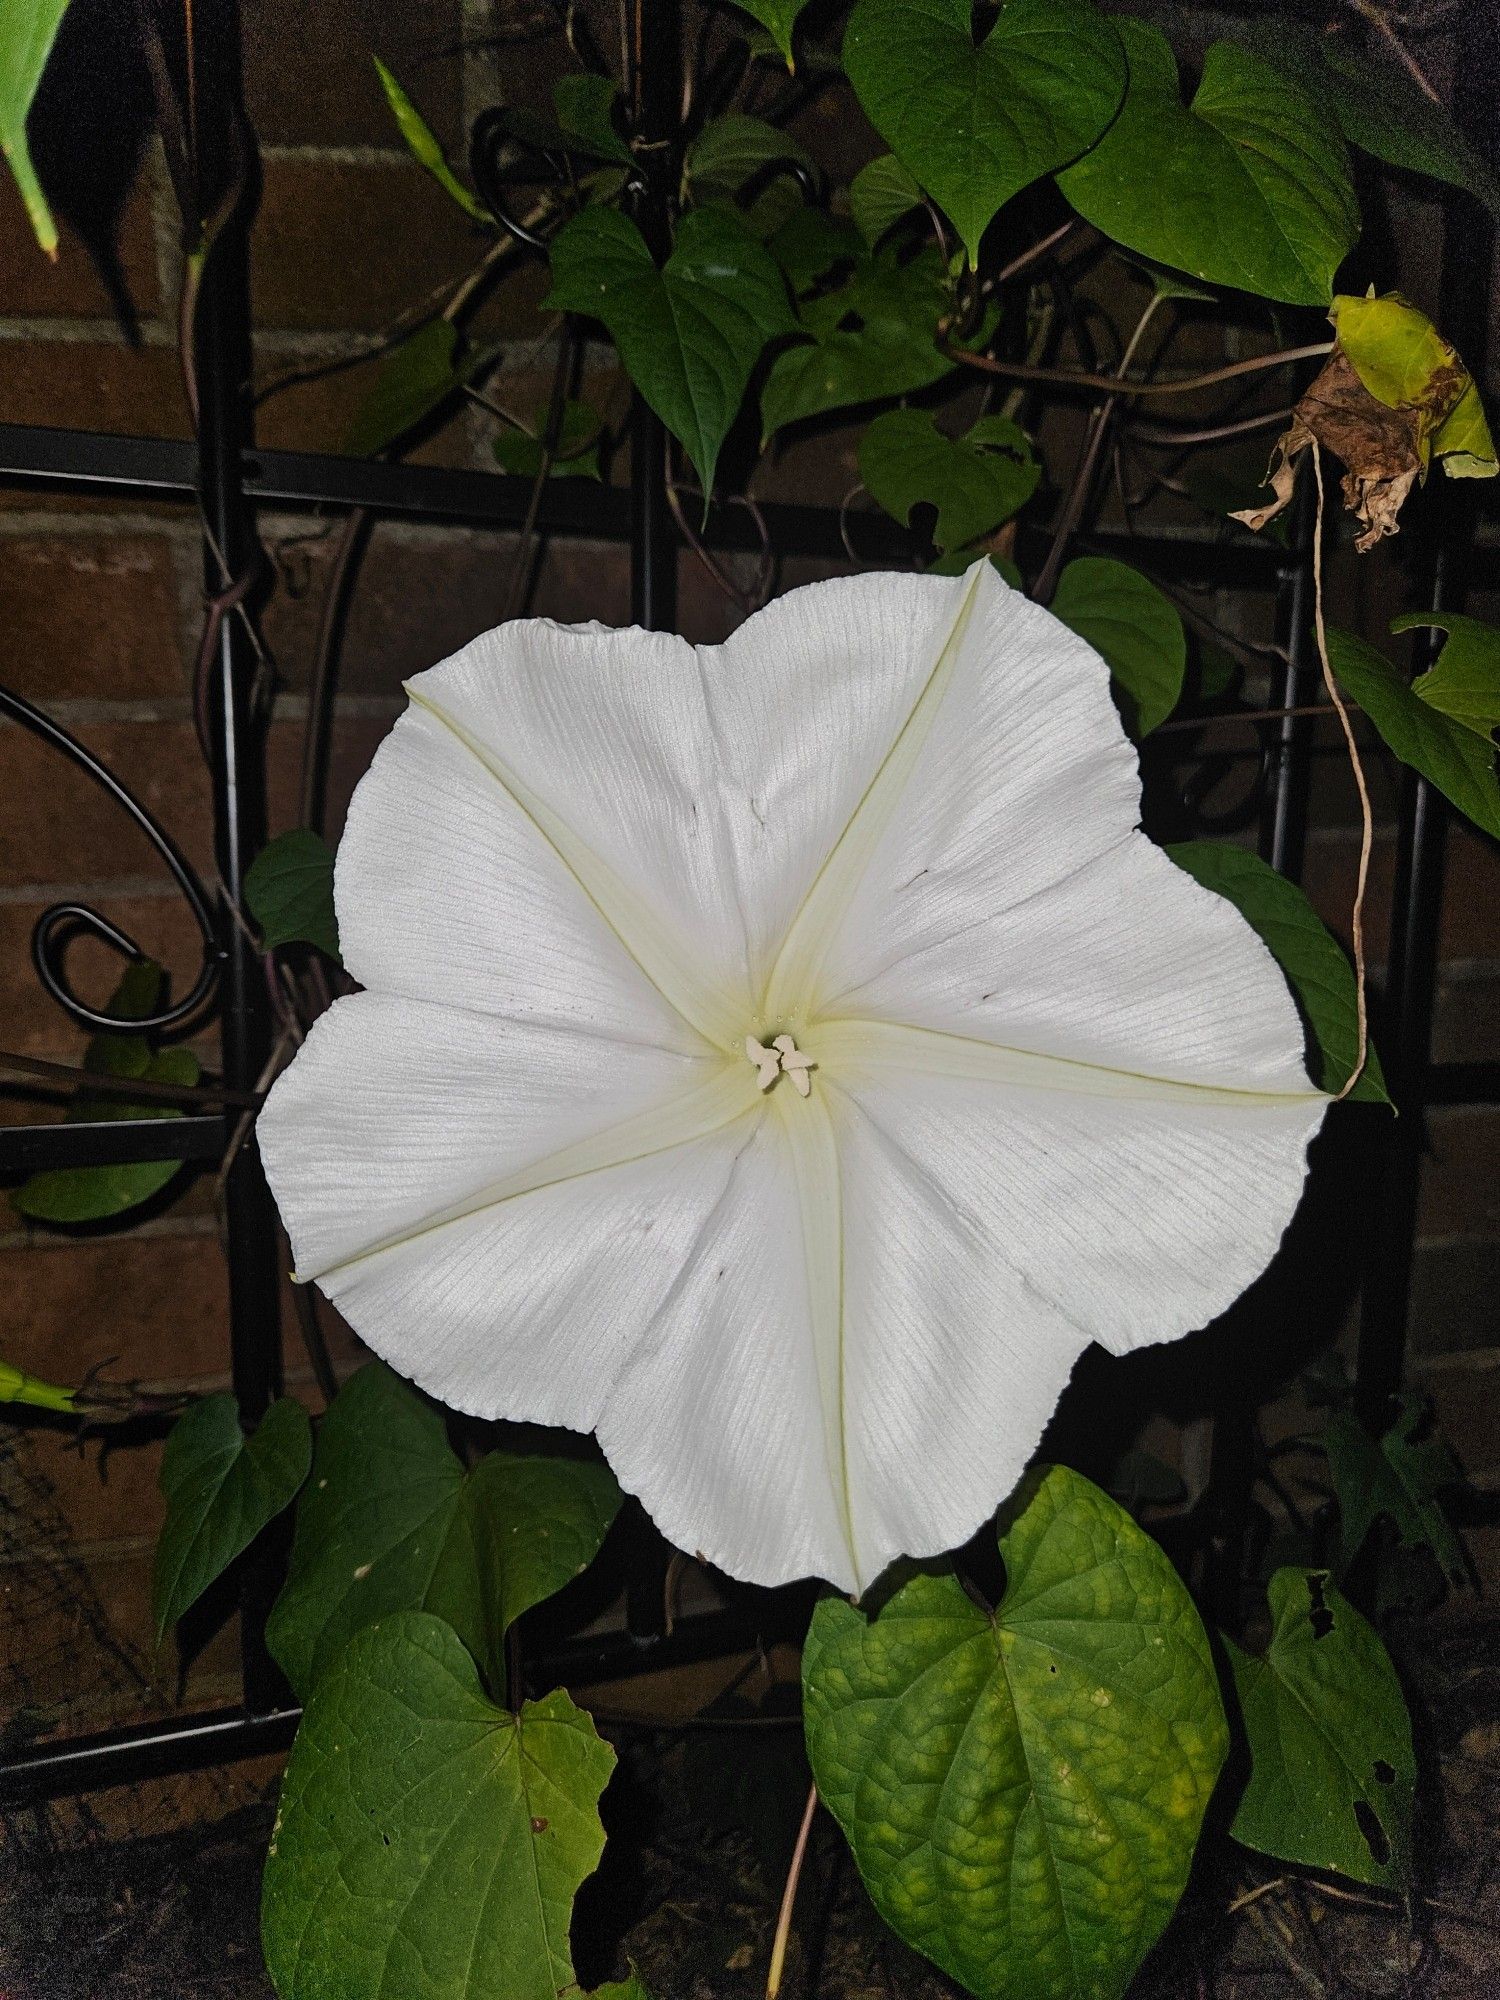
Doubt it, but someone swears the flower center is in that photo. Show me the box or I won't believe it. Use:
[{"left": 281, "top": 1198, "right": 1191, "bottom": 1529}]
[{"left": 744, "top": 1033, "right": 815, "bottom": 1098}]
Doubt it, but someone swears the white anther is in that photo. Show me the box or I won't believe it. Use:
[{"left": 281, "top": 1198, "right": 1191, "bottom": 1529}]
[
  {"left": 745, "top": 1037, "right": 782, "bottom": 1091},
  {"left": 744, "top": 1033, "right": 814, "bottom": 1096}
]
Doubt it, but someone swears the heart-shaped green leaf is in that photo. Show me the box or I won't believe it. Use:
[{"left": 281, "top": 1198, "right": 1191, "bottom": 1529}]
[
  {"left": 767, "top": 208, "right": 864, "bottom": 293},
  {"left": 12, "top": 960, "right": 202, "bottom": 1225},
  {"left": 344, "top": 320, "right": 491, "bottom": 461},
  {"left": 244, "top": 829, "right": 340, "bottom": 961},
  {"left": 262, "top": 1613, "right": 615, "bottom": 2000},
  {"left": 684, "top": 113, "right": 816, "bottom": 238},
  {"left": 1327, "top": 627, "right": 1500, "bottom": 840},
  {"left": 1050, "top": 555, "right": 1185, "bottom": 736},
  {"left": 373, "top": 55, "right": 490, "bottom": 225},
  {"left": 858, "top": 409, "right": 1038, "bottom": 553},
  {"left": 1225, "top": 1568, "right": 1414, "bottom": 1887},
  {"left": 759, "top": 244, "right": 955, "bottom": 435},
  {"left": 727, "top": 0, "right": 806, "bottom": 67},
  {"left": 1057, "top": 23, "right": 1359, "bottom": 305},
  {"left": 1, "top": 0, "right": 73, "bottom": 255},
  {"left": 546, "top": 205, "right": 794, "bottom": 497},
  {"left": 493, "top": 399, "right": 604, "bottom": 480},
  {"left": 1388, "top": 611, "right": 1500, "bottom": 739},
  {"left": 267, "top": 1363, "right": 620, "bottom": 1700},
  {"left": 1324, "top": 1393, "right": 1470, "bottom": 1587},
  {"left": 803, "top": 1465, "right": 1227, "bottom": 2000},
  {"left": 849, "top": 153, "right": 923, "bottom": 249},
  {"left": 1168, "top": 841, "right": 1388, "bottom": 1103},
  {"left": 153, "top": 1394, "right": 312, "bottom": 1638},
  {"left": 844, "top": 0, "right": 1125, "bottom": 266},
  {"left": 553, "top": 73, "right": 632, "bottom": 163}
]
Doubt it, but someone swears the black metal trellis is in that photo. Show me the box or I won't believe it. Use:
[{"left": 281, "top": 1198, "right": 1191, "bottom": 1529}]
[{"left": 1, "top": 0, "right": 1497, "bottom": 1804}]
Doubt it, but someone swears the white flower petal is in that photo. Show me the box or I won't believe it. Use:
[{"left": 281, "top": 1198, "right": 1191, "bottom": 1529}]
[{"left": 336, "top": 699, "right": 708, "bottom": 1057}]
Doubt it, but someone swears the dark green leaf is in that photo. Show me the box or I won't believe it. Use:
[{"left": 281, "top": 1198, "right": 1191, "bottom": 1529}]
[
  {"left": 545, "top": 205, "right": 794, "bottom": 497},
  {"left": 767, "top": 207, "right": 863, "bottom": 293},
  {"left": 553, "top": 73, "right": 632, "bottom": 163},
  {"left": 684, "top": 113, "right": 816, "bottom": 239},
  {"left": 1324, "top": 1393, "right": 1470, "bottom": 1587},
  {"left": 1167, "top": 841, "right": 1388, "bottom": 1103},
  {"left": 849, "top": 153, "right": 923, "bottom": 249},
  {"left": 803, "top": 1465, "right": 1227, "bottom": 2000},
  {"left": 727, "top": 0, "right": 805, "bottom": 67},
  {"left": 1050, "top": 555, "right": 1185, "bottom": 736},
  {"left": 1246, "top": 23, "right": 1500, "bottom": 213},
  {"left": 1057, "top": 24, "right": 1359, "bottom": 305},
  {"left": 492, "top": 399, "right": 604, "bottom": 480},
  {"left": 1389, "top": 610, "right": 1500, "bottom": 740},
  {"left": 244, "top": 829, "right": 340, "bottom": 961},
  {"left": 844, "top": 0, "right": 1125, "bottom": 266},
  {"left": 12, "top": 960, "right": 202, "bottom": 1224},
  {"left": 153, "top": 1394, "right": 311, "bottom": 1639},
  {"left": 262, "top": 1613, "right": 614, "bottom": 2000},
  {"left": 0, "top": 0, "right": 73, "bottom": 255},
  {"left": 267, "top": 1364, "right": 620, "bottom": 1700},
  {"left": 372, "top": 56, "right": 490, "bottom": 225},
  {"left": 1225, "top": 1567, "right": 1414, "bottom": 1887},
  {"left": 759, "top": 244, "right": 954, "bottom": 436},
  {"left": 344, "top": 319, "right": 480, "bottom": 460},
  {"left": 1327, "top": 627, "right": 1500, "bottom": 840},
  {"left": 858, "top": 408, "right": 1038, "bottom": 553}
]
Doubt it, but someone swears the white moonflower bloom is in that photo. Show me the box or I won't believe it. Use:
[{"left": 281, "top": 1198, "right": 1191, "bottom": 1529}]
[{"left": 258, "top": 562, "right": 1326, "bottom": 1595}]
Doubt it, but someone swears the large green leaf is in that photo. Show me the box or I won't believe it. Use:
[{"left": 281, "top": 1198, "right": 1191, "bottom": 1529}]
[
  {"left": 760, "top": 244, "right": 955, "bottom": 436},
  {"left": 858, "top": 409, "right": 1037, "bottom": 554},
  {"left": 684, "top": 113, "right": 815, "bottom": 236},
  {"left": 244, "top": 829, "right": 340, "bottom": 961},
  {"left": 1225, "top": 1568, "right": 1414, "bottom": 1887},
  {"left": 1389, "top": 611, "right": 1500, "bottom": 739},
  {"left": 1326, "top": 627, "right": 1500, "bottom": 841},
  {"left": 262, "top": 1613, "right": 615, "bottom": 2000},
  {"left": 345, "top": 320, "right": 481, "bottom": 460},
  {"left": 267, "top": 1363, "right": 620, "bottom": 1700},
  {"left": 153, "top": 1394, "right": 312, "bottom": 1639},
  {"left": 1324, "top": 1394, "right": 1469, "bottom": 1588},
  {"left": 12, "top": 960, "right": 202, "bottom": 1224},
  {"left": 545, "top": 205, "right": 793, "bottom": 497},
  {"left": 1050, "top": 556, "right": 1185, "bottom": 737},
  {"left": 1167, "top": 842, "right": 1388, "bottom": 1104},
  {"left": 803, "top": 1465, "right": 1227, "bottom": 2000},
  {"left": 1057, "top": 24, "right": 1359, "bottom": 305},
  {"left": 849, "top": 153, "right": 924, "bottom": 250},
  {"left": 372, "top": 55, "right": 490, "bottom": 224},
  {"left": 843, "top": 0, "right": 1125, "bottom": 266},
  {"left": 552, "top": 74, "right": 632, "bottom": 163},
  {"left": 1246, "top": 23, "right": 1500, "bottom": 214},
  {"left": 728, "top": 0, "right": 806, "bottom": 67},
  {"left": 0, "top": 0, "right": 73, "bottom": 256}
]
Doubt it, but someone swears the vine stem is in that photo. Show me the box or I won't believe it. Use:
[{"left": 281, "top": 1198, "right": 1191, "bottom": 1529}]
[
  {"left": 945, "top": 339, "right": 1333, "bottom": 399},
  {"left": 766, "top": 1781, "right": 819, "bottom": 2000},
  {"left": 1310, "top": 440, "right": 1373, "bottom": 1102}
]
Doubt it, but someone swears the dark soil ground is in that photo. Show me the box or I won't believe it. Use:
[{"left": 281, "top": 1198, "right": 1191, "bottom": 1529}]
[{"left": 3, "top": 1609, "right": 1496, "bottom": 2000}]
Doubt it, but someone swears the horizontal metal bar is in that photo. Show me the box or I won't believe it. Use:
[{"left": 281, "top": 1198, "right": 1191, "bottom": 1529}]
[
  {"left": 0, "top": 422, "right": 1285, "bottom": 581},
  {"left": 0, "top": 1113, "right": 224, "bottom": 1174},
  {"left": 0, "top": 1704, "right": 300, "bottom": 1801},
  {"left": 1425, "top": 1060, "right": 1500, "bottom": 1105}
]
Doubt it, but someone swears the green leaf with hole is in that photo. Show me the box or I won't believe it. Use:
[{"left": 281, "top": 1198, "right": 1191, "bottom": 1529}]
[
  {"left": 849, "top": 153, "right": 923, "bottom": 249},
  {"left": 0, "top": 0, "right": 73, "bottom": 256},
  {"left": 1388, "top": 612, "right": 1500, "bottom": 740},
  {"left": 373, "top": 55, "right": 490, "bottom": 224},
  {"left": 844, "top": 0, "right": 1125, "bottom": 266},
  {"left": 267, "top": 1364, "right": 620, "bottom": 1701},
  {"left": 803, "top": 1465, "right": 1227, "bottom": 2000},
  {"left": 12, "top": 960, "right": 202, "bottom": 1224},
  {"left": 493, "top": 399, "right": 604, "bottom": 480},
  {"left": 1058, "top": 24, "right": 1359, "bottom": 305},
  {"left": 153, "top": 1394, "right": 311, "bottom": 1640},
  {"left": 760, "top": 244, "right": 955, "bottom": 436},
  {"left": 1051, "top": 555, "right": 1185, "bottom": 737},
  {"left": 1167, "top": 841, "right": 1386, "bottom": 1103},
  {"left": 545, "top": 205, "right": 794, "bottom": 498},
  {"left": 1245, "top": 23, "right": 1500, "bottom": 214},
  {"left": 684, "top": 114, "right": 816, "bottom": 238},
  {"left": 1327, "top": 627, "right": 1500, "bottom": 841},
  {"left": 262, "top": 1613, "right": 614, "bottom": 2000},
  {"left": 344, "top": 320, "right": 485, "bottom": 460},
  {"left": 1225, "top": 1567, "right": 1414, "bottom": 1887},
  {"left": 1324, "top": 1393, "right": 1469, "bottom": 1588},
  {"left": 244, "top": 829, "right": 340, "bottom": 961},
  {"left": 553, "top": 73, "right": 632, "bottom": 163},
  {"left": 727, "top": 0, "right": 805, "bottom": 67},
  {"left": 859, "top": 409, "right": 1037, "bottom": 554}
]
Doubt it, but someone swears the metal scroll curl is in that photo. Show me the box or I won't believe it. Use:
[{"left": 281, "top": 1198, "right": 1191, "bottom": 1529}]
[{"left": 0, "top": 684, "right": 221, "bottom": 1033}]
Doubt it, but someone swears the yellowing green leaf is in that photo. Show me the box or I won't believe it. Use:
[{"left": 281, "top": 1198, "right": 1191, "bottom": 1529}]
[
  {"left": 0, "top": 0, "right": 73, "bottom": 256},
  {"left": 372, "top": 55, "right": 490, "bottom": 225},
  {"left": 803, "top": 1465, "right": 1226, "bottom": 2000},
  {"left": 1331, "top": 292, "right": 1495, "bottom": 479}
]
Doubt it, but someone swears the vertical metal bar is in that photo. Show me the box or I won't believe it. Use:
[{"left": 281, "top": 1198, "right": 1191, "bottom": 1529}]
[
  {"left": 1354, "top": 7, "right": 1495, "bottom": 1421},
  {"left": 192, "top": 0, "right": 285, "bottom": 1708},
  {"left": 625, "top": 0, "right": 681, "bottom": 633}
]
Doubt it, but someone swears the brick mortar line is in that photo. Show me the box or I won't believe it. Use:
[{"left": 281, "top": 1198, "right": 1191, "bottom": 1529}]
[
  {"left": 1414, "top": 1343, "right": 1500, "bottom": 1374},
  {"left": 259, "top": 142, "right": 419, "bottom": 167},
  {"left": 0, "top": 691, "right": 400, "bottom": 725},
  {"left": 0, "top": 1214, "right": 222, "bottom": 1251}
]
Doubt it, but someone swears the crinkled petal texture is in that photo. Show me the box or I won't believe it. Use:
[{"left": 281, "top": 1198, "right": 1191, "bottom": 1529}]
[{"left": 259, "top": 561, "right": 1327, "bottom": 1596}]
